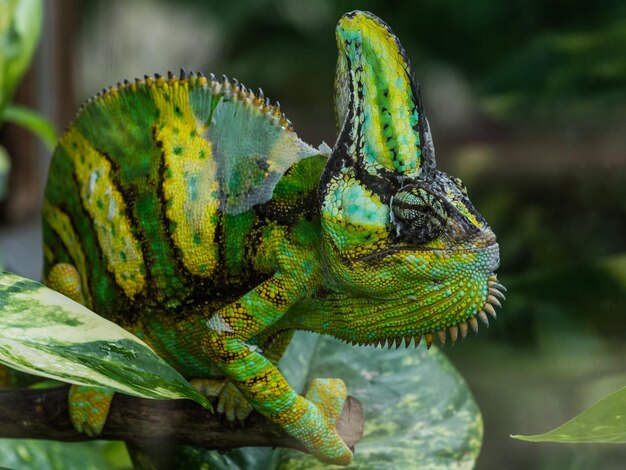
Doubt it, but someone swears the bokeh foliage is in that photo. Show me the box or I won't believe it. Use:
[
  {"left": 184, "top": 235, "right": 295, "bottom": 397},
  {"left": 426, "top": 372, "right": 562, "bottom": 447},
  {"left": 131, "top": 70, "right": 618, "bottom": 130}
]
[{"left": 147, "top": 0, "right": 626, "bottom": 122}]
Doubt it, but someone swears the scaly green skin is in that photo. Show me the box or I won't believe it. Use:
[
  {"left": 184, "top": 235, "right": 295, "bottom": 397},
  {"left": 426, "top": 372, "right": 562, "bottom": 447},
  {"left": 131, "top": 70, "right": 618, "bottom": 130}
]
[{"left": 42, "top": 11, "right": 504, "bottom": 465}]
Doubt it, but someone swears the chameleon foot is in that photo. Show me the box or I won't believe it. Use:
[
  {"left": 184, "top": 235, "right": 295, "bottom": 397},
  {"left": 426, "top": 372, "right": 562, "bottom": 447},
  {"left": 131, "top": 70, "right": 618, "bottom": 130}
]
[
  {"left": 283, "top": 378, "right": 353, "bottom": 465},
  {"left": 47, "top": 263, "right": 85, "bottom": 304},
  {"left": 190, "top": 378, "right": 253, "bottom": 423},
  {"left": 305, "top": 378, "right": 347, "bottom": 428},
  {"left": 68, "top": 385, "right": 114, "bottom": 436}
]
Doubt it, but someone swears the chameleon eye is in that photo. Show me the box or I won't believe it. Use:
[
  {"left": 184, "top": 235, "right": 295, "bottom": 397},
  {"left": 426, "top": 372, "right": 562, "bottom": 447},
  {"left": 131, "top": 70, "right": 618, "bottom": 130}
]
[{"left": 391, "top": 185, "right": 447, "bottom": 244}]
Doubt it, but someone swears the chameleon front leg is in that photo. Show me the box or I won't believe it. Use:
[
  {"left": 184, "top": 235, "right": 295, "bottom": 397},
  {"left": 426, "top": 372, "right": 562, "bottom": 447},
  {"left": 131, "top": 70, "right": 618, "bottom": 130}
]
[
  {"left": 205, "top": 275, "right": 353, "bottom": 465},
  {"left": 192, "top": 330, "right": 295, "bottom": 422}
]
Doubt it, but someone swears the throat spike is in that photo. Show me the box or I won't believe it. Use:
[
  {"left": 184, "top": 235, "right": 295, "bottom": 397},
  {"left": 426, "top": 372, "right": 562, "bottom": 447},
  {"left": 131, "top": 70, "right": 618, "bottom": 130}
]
[
  {"left": 477, "top": 311, "right": 490, "bottom": 326},
  {"left": 459, "top": 321, "right": 469, "bottom": 339},
  {"left": 437, "top": 330, "right": 447, "bottom": 346},
  {"left": 468, "top": 317, "right": 479, "bottom": 334},
  {"left": 490, "top": 282, "right": 507, "bottom": 292},
  {"left": 424, "top": 332, "right": 433, "bottom": 349},
  {"left": 448, "top": 325, "right": 459, "bottom": 344},
  {"left": 490, "top": 289, "right": 506, "bottom": 301},
  {"left": 484, "top": 302, "right": 498, "bottom": 318}
]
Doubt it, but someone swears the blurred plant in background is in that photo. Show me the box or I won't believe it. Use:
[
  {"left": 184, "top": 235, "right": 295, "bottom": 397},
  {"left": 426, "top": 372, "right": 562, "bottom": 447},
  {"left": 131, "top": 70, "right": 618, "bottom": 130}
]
[{"left": 0, "top": 0, "right": 56, "bottom": 207}]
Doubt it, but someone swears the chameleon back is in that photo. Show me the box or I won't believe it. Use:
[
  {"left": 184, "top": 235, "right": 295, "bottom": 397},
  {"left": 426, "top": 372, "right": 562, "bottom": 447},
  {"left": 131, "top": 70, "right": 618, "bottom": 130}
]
[{"left": 43, "top": 73, "right": 325, "bottom": 325}]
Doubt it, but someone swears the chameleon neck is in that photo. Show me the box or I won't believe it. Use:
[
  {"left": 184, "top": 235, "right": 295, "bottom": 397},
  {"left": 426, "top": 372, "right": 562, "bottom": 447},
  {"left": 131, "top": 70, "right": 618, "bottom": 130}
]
[{"left": 281, "top": 292, "right": 426, "bottom": 346}]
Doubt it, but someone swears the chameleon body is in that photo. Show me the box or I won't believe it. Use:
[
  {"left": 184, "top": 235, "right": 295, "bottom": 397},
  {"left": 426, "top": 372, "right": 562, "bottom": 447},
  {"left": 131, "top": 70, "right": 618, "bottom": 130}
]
[{"left": 43, "top": 11, "right": 503, "bottom": 465}]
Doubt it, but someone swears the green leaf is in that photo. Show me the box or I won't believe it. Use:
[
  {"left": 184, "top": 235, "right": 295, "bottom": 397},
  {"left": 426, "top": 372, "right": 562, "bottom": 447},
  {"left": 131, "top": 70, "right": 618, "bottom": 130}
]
[
  {"left": 3, "top": 104, "right": 57, "bottom": 150},
  {"left": 0, "top": 440, "right": 130, "bottom": 470},
  {"left": 0, "top": 272, "right": 211, "bottom": 411},
  {"left": 180, "top": 333, "right": 483, "bottom": 469},
  {"left": 0, "top": 0, "right": 43, "bottom": 114},
  {"left": 512, "top": 386, "right": 626, "bottom": 443}
]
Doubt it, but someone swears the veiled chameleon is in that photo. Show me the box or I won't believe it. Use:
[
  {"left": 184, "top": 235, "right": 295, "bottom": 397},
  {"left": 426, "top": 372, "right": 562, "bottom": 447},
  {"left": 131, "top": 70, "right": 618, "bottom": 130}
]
[{"left": 43, "top": 11, "right": 504, "bottom": 464}]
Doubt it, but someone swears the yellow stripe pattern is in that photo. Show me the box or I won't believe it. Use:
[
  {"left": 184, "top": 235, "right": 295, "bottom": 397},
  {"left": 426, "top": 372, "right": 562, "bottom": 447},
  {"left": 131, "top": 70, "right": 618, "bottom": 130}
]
[
  {"left": 61, "top": 128, "right": 146, "bottom": 299},
  {"left": 150, "top": 81, "right": 220, "bottom": 276}
]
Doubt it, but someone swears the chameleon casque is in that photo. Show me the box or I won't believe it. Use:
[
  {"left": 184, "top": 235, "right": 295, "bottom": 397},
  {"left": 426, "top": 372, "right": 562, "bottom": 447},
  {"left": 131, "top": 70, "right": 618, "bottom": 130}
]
[{"left": 42, "top": 10, "right": 504, "bottom": 465}]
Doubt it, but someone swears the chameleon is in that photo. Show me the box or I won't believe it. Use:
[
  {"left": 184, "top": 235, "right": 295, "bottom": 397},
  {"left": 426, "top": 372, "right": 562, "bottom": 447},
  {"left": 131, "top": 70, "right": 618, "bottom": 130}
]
[{"left": 42, "top": 10, "right": 504, "bottom": 465}]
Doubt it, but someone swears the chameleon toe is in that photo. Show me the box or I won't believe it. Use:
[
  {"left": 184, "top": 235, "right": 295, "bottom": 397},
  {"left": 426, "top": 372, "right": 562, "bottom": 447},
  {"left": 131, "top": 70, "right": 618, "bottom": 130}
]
[{"left": 68, "top": 385, "right": 114, "bottom": 436}]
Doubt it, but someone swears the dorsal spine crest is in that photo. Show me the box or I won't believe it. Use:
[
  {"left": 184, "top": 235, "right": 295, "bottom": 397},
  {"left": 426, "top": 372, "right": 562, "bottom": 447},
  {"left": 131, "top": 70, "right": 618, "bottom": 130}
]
[{"left": 73, "top": 71, "right": 293, "bottom": 131}]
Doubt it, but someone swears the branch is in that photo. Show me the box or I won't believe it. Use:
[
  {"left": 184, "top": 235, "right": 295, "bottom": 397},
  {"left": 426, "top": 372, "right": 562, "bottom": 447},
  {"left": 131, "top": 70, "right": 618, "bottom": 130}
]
[{"left": 0, "top": 385, "right": 364, "bottom": 454}]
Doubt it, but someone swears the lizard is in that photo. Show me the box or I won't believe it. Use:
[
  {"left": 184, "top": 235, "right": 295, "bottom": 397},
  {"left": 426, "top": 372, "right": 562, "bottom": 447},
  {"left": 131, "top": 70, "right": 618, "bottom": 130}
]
[{"left": 41, "top": 10, "right": 504, "bottom": 465}]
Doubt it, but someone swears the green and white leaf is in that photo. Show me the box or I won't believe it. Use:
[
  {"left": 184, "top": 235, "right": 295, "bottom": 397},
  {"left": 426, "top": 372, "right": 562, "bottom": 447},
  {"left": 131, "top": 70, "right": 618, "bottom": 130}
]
[
  {"left": 512, "top": 386, "right": 626, "bottom": 444},
  {"left": 0, "top": 272, "right": 211, "bottom": 410}
]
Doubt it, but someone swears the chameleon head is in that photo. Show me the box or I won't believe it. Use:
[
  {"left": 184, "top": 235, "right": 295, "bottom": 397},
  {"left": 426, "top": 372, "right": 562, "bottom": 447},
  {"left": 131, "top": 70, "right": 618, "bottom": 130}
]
[{"left": 319, "top": 11, "right": 504, "bottom": 347}]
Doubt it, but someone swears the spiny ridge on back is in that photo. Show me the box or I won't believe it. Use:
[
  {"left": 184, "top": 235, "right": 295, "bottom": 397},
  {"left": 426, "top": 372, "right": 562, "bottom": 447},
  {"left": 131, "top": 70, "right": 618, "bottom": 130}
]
[{"left": 74, "top": 69, "right": 293, "bottom": 131}]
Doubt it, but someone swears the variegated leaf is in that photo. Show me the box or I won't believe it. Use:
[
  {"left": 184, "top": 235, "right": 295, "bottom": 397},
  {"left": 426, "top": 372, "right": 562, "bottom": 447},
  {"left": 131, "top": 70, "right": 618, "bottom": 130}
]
[{"left": 0, "top": 272, "right": 211, "bottom": 410}]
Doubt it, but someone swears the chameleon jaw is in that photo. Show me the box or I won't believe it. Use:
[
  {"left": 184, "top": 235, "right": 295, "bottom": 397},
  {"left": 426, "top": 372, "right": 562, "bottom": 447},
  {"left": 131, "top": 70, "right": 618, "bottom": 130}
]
[{"left": 347, "top": 273, "right": 506, "bottom": 350}]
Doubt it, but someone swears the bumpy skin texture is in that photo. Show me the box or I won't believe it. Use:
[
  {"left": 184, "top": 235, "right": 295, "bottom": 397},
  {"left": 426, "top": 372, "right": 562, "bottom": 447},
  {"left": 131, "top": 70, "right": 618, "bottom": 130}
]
[{"left": 43, "top": 11, "right": 504, "bottom": 465}]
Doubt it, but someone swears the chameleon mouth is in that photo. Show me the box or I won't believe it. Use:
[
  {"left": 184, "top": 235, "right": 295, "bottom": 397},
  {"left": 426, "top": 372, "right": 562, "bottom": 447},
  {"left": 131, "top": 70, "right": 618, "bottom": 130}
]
[{"left": 359, "top": 273, "right": 506, "bottom": 349}]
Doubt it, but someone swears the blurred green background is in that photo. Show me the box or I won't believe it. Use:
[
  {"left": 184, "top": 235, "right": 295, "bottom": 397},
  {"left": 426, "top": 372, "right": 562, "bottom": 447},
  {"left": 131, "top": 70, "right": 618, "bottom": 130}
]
[{"left": 0, "top": 0, "right": 625, "bottom": 468}]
